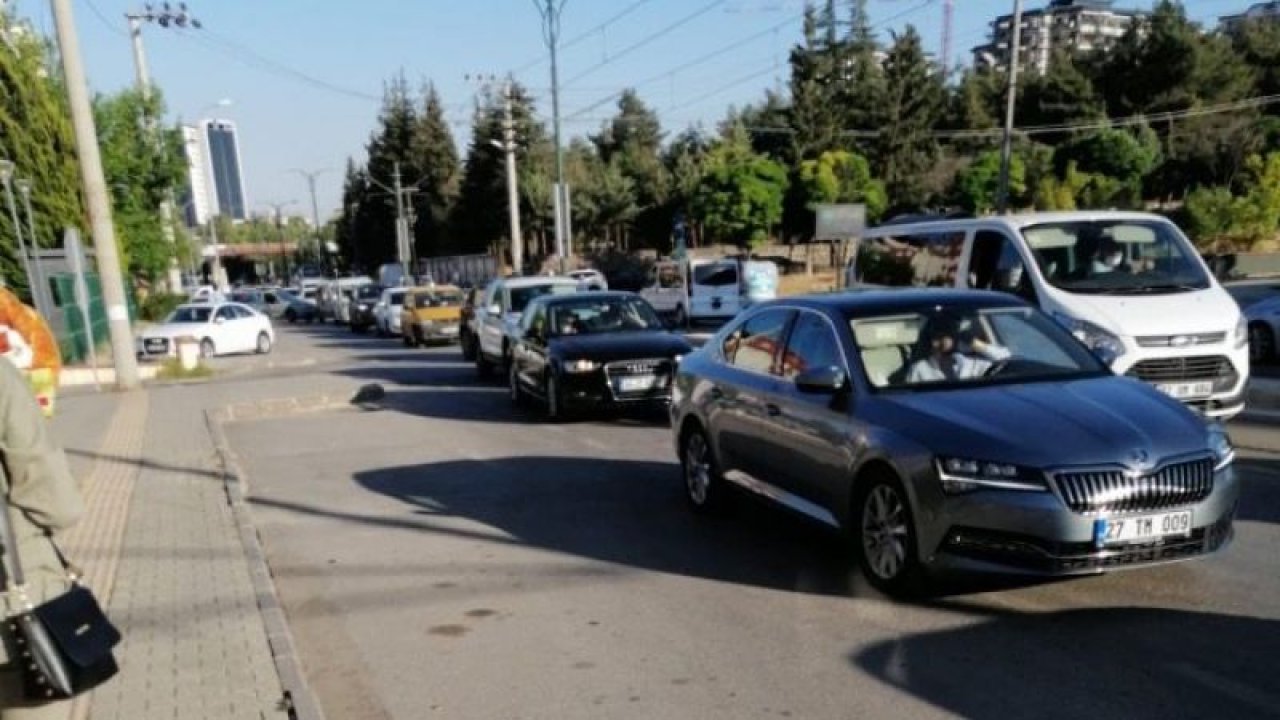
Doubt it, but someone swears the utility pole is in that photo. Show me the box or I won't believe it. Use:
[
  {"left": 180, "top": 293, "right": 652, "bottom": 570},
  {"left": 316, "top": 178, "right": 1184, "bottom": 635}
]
[
  {"left": 996, "top": 0, "right": 1025, "bottom": 215},
  {"left": 499, "top": 82, "right": 523, "bottom": 275},
  {"left": 536, "top": 0, "right": 569, "bottom": 272},
  {"left": 262, "top": 201, "right": 295, "bottom": 284},
  {"left": 125, "top": 3, "right": 201, "bottom": 295},
  {"left": 51, "top": 0, "right": 141, "bottom": 389},
  {"left": 292, "top": 168, "right": 330, "bottom": 274},
  {"left": 366, "top": 164, "right": 418, "bottom": 282}
]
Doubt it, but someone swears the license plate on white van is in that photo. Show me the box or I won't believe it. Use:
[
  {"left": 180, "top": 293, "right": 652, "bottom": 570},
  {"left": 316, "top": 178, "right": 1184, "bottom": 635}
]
[{"left": 1156, "top": 381, "right": 1213, "bottom": 399}]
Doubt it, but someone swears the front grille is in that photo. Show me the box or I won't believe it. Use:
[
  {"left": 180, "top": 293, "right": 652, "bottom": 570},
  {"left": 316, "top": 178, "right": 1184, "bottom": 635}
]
[
  {"left": 605, "top": 358, "right": 668, "bottom": 376},
  {"left": 1053, "top": 457, "right": 1215, "bottom": 514},
  {"left": 1135, "top": 332, "right": 1226, "bottom": 348},
  {"left": 1125, "top": 355, "right": 1234, "bottom": 384}
]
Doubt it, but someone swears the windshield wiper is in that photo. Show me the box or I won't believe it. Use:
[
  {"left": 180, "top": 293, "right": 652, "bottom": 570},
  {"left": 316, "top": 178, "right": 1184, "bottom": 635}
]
[{"left": 1108, "top": 284, "right": 1204, "bottom": 295}]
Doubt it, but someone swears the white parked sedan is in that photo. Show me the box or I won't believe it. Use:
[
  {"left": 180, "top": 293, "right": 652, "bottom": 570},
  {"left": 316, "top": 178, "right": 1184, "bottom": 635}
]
[
  {"left": 136, "top": 302, "right": 275, "bottom": 360},
  {"left": 373, "top": 287, "right": 408, "bottom": 337}
]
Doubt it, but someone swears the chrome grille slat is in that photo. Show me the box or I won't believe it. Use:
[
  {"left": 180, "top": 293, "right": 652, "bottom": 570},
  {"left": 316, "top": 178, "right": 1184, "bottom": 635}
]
[
  {"left": 1054, "top": 458, "right": 1214, "bottom": 514},
  {"left": 1125, "top": 355, "right": 1233, "bottom": 383}
]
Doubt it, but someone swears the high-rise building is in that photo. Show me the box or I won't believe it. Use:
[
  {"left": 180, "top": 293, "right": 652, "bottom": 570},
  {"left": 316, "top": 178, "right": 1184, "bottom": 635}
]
[
  {"left": 180, "top": 118, "right": 248, "bottom": 225},
  {"left": 972, "top": 0, "right": 1146, "bottom": 76},
  {"left": 1221, "top": 1, "right": 1280, "bottom": 34}
]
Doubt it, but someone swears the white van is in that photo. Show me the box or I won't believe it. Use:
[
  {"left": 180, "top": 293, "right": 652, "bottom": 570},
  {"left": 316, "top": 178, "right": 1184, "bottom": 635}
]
[
  {"left": 641, "top": 258, "right": 777, "bottom": 326},
  {"left": 844, "top": 211, "right": 1248, "bottom": 418},
  {"left": 319, "top": 276, "right": 373, "bottom": 324}
]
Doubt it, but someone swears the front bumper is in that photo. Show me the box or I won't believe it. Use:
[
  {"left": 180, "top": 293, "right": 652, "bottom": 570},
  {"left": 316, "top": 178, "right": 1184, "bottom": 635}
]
[
  {"left": 135, "top": 337, "right": 175, "bottom": 359},
  {"left": 559, "top": 368, "right": 674, "bottom": 409},
  {"left": 920, "top": 466, "right": 1239, "bottom": 576},
  {"left": 414, "top": 320, "right": 461, "bottom": 341}
]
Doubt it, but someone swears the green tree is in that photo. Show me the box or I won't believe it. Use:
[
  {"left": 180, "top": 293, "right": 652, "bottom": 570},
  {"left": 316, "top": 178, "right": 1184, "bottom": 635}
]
[
  {"left": 0, "top": 19, "right": 84, "bottom": 299},
  {"left": 94, "top": 89, "right": 186, "bottom": 284},
  {"left": 875, "top": 26, "right": 945, "bottom": 213},
  {"left": 691, "top": 125, "right": 788, "bottom": 249},
  {"left": 408, "top": 84, "right": 460, "bottom": 258},
  {"left": 954, "top": 151, "right": 1026, "bottom": 214},
  {"left": 788, "top": 6, "right": 844, "bottom": 160},
  {"left": 1053, "top": 127, "right": 1160, "bottom": 208},
  {"left": 1016, "top": 50, "right": 1105, "bottom": 145},
  {"left": 796, "top": 150, "right": 887, "bottom": 221}
]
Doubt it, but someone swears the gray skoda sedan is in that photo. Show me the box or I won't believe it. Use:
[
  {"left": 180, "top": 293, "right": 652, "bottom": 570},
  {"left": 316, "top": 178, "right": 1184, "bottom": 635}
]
[{"left": 670, "top": 289, "right": 1238, "bottom": 595}]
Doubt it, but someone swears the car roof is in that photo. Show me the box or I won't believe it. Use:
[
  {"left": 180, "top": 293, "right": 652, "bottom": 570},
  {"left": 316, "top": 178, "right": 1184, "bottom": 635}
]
[
  {"left": 499, "top": 276, "right": 582, "bottom": 289},
  {"left": 865, "top": 210, "right": 1174, "bottom": 235},
  {"left": 528, "top": 290, "right": 635, "bottom": 306},
  {"left": 764, "top": 288, "right": 1029, "bottom": 316}
]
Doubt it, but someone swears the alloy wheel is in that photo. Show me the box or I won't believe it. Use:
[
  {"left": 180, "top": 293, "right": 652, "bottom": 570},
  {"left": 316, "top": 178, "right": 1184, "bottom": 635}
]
[
  {"left": 861, "top": 484, "right": 910, "bottom": 581},
  {"left": 684, "top": 432, "right": 712, "bottom": 507}
]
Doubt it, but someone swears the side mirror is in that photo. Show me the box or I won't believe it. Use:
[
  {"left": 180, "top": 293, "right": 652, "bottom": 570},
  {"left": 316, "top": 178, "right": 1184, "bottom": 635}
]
[
  {"left": 795, "top": 366, "right": 849, "bottom": 395},
  {"left": 213, "top": 316, "right": 225, "bottom": 325},
  {"left": 488, "top": 303, "right": 502, "bottom": 316}
]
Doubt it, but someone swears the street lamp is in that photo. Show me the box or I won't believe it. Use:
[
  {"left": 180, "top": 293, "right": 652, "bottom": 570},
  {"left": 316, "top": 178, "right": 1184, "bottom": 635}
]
[
  {"left": 0, "top": 160, "right": 34, "bottom": 303},
  {"left": 15, "top": 179, "right": 49, "bottom": 313}
]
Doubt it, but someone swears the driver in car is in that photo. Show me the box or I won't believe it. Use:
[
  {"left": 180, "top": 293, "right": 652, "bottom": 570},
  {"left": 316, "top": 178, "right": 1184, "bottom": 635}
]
[{"left": 906, "top": 316, "right": 1011, "bottom": 383}]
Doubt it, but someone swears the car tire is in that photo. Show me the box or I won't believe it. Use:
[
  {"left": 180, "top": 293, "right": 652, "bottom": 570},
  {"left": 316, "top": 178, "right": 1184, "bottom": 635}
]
[
  {"left": 545, "top": 372, "right": 565, "bottom": 421},
  {"left": 461, "top": 331, "right": 477, "bottom": 361},
  {"left": 1249, "top": 322, "right": 1274, "bottom": 364},
  {"left": 402, "top": 332, "right": 413, "bottom": 347},
  {"left": 199, "top": 338, "right": 216, "bottom": 359},
  {"left": 509, "top": 363, "right": 529, "bottom": 407},
  {"left": 680, "top": 425, "right": 724, "bottom": 513},
  {"left": 852, "top": 472, "right": 923, "bottom": 597},
  {"left": 285, "top": 309, "right": 297, "bottom": 324},
  {"left": 476, "top": 350, "right": 493, "bottom": 378},
  {"left": 255, "top": 332, "right": 272, "bottom": 354}
]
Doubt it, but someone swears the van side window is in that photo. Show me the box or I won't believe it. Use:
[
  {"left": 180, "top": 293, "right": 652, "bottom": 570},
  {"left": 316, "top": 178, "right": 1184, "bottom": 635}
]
[
  {"left": 855, "top": 231, "right": 964, "bottom": 287},
  {"left": 657, "top": 265, "right": 683, "bottom": 289},
  {"left": 970, "top": 230, "right": 1036, "bottom": 304}
]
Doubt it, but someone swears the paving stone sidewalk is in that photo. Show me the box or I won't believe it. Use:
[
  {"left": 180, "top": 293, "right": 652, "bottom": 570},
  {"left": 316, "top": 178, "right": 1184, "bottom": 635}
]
[{"left": 53, "top": 387, "right": 290, "bottom": 720}]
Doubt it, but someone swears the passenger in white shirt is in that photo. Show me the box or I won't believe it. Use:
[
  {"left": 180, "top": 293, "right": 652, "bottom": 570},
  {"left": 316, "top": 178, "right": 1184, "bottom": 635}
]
[{"left": 906, "top": 316, "right": 1012, "bottom": 384}]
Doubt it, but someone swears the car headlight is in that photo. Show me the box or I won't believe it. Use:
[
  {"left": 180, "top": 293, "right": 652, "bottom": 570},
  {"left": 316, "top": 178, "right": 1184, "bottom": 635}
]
[
  {"left": 1054, "top": 313, "right": 1126, "bottom": 365},
  {"left": 564, "top": 359, "right": 599, "bottom": 373},
  {"left": 1209, "top": 425, "right": 1235, "bottom": 471},
  {"left": 357, "top": 303, "right": 368, "bottom": 311},
  {"left": 1234, "top": 315, "right": 1248, "bottom": 350},
  {"left": 673, "top": 354, "right": 685, "bottom": 365},
  {"left": 936, "top": 457, "right": 1047, "bottom": 494}
]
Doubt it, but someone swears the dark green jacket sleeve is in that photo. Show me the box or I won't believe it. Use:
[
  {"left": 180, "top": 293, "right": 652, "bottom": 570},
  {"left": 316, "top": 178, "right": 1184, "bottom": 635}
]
[{"left": 0, "top": 359, "right": 83, "bottom": 531}]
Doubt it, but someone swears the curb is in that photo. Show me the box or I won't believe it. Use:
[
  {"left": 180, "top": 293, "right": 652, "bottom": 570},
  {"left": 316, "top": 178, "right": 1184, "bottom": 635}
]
[
  {"left": 206, "top": 407, "right": 327, "bottom": 720},
  {"left": 59, "top": 365, "right": 159, "bottom": 388}
]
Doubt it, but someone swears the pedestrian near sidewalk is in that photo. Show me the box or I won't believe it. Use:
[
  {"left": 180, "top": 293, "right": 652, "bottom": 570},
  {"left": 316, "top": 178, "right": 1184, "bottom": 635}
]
[{"left": 0, "top": 358, "right": 85, "bottom": 719}]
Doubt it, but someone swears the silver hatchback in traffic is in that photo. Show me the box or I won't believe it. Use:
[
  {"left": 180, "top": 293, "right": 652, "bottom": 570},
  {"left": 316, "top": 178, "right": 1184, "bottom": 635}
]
[{"left": 669, "top": 290, "right": 1238, "bottom": 595}]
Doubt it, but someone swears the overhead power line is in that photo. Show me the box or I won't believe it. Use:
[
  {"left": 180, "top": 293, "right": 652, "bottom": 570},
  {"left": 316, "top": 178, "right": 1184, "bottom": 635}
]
[
  {"left": 562, "top": 0, "right": 730, "bottom": 87},
  {"left": 512, "top": 0, "right": 655, "bottom": 75},
  {"left": 176, "top": 27, "right": 380, "bottom": 102},
  {"left": 564, "top": 8, "right": 804, "bottom": 121}
]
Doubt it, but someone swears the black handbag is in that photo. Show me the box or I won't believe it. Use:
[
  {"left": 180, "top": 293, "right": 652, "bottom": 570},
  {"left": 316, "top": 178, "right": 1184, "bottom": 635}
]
[{"left": 0, "top": 504, "right": 120, "bottom": 701}]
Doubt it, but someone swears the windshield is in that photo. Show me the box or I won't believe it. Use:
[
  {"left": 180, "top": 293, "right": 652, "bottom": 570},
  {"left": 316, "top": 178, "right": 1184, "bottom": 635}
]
[
  {"left": 229, "top": 292, "right": 259, "bottom": 304},
  {"left": 355, "top": 285, "right": 383, "bottom": 300},
  {"left": 1023, "top": 220, "right": 1210, "bottom": 295},
  {"left": 693, "top": 262, "right": 738, "bottom": 287},
  {"left": 850, "top": 305, "right": 1107, "bottom": 391},
  {"left": 416, "top": 292, "right": 462, "bottom": 309},
  {"left": 547, "top": 297, "right": 664, "bottom": 336},
  {"left": 509, "top": 283, "right": 577, "bottom": 314},
  {"left": 388, "top": 291, "right": 406, "bottom": 306},
  {"left": 166, "top": 306, "right": 213, "bottom": 324}
]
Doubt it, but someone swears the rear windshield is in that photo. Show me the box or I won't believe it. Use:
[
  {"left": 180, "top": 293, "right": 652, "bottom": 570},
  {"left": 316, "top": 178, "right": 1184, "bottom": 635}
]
[
  {"left": 510, "top": 283, "right": 577, "bottom": 313},
  {"left": 693, "top": 263, "right": 738, "bottom": 287}
]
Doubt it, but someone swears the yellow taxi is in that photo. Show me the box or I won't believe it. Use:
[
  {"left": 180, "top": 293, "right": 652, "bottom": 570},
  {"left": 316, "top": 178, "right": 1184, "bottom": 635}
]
[{"left": 400, "top": 285, "right": 465, "bottom": 346}]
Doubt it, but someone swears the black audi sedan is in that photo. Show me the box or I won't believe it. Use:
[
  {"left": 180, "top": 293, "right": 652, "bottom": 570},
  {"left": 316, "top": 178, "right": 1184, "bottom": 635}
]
[
  {"left": 670, "top": 289, "right": 1238, "bottom": 595},
  {"left": 509, "top": 292, "right": 693, "bottom": 420}
]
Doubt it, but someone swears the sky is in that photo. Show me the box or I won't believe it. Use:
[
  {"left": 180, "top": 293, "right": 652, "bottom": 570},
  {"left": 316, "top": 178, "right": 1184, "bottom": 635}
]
[{"left": 14, "top": 0, "right": 1253, "bottom": 221}]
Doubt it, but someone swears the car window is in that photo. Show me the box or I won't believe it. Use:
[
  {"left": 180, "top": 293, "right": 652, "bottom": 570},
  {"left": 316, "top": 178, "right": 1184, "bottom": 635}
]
[
  {"left": 236, "top": 305, "right": 257, "bottom": 319},
  {"left": 509, "top": 284, "right": 577, "bottom": 314},
  {"left": 167, "top": 306, "right": 212, "bottom": 323},
  {"left": 264, "top": 292, "right": 278, "bottom": 304},
  {"left": 655, "top": 265, "right": 684, "bottom": 289},
  {"left": 547, "top": 296, "right": 663, "bottom": 336},
  {"left": 969, "top": 230, "right": 1036, "bottom": 303},
  {"left": 693, "top": 262, "right": 738, "bottom": 287},
  {"left": 215, "top": 306, "right": 236, "bottom": 321},
  {"left": 1023, "top": 220, "right": 1209, "bottom": 295},
  {"left": 722, "top": 308, "right": 793, "bottom": 375},
  {"left": 780, "top": 312, "right": 844, "bottom": 380},
  {"left": 389, "top": 291, "right": 407, "bottom": 306},
  {"left": 854, "top": 230, "right": 965, "bottom": 287}
]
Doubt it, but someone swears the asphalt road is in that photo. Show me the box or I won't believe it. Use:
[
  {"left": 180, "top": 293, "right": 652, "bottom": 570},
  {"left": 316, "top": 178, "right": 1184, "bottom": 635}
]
[{"left": 224, "top": 321, "right": 1280, "bottom": 720}]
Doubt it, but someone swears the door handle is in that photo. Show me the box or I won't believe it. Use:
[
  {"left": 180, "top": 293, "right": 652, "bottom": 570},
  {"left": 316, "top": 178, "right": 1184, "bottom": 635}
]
[{"left": 766, "top": 403, "right": 781, "bottom": 417}]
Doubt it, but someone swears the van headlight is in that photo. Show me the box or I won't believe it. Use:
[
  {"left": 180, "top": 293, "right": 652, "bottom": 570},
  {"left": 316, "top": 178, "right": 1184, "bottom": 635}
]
[
  {"left": 1209, "top": 426, "right": 1235, "bottom": 471},
  {"left": 1234, "top": 315, "right": 1248, "bottom": 349},
  {"left": 1054, "top": 313, "right": 1126, "bottom": 365},
  {"left": 936, "top": 457, "right": 1047, "bottom": 494}
]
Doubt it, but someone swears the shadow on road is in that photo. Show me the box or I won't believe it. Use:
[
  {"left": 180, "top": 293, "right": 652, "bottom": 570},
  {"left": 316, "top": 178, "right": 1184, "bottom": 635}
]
[
  {"left": 1233, "top": 457, "right": 1280, "bottom": 525},
  {"left": 853, "top": 605, "right": 1280, "bottom": 720}
]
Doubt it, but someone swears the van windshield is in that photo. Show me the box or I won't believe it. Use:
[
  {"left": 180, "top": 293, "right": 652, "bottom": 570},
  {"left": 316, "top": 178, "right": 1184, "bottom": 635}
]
[{"left": 1023, "top": 220, "right": 1211, "bottom": 295}]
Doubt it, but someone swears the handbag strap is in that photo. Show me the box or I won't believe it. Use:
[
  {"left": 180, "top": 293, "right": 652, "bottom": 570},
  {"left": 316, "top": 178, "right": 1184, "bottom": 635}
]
[{"left": 0, "top": 500, "right": 27, "bottom": 590}]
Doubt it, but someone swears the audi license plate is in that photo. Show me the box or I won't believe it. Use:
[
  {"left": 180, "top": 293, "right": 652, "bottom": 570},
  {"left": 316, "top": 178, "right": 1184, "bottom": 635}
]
[
  {"left": 619, "top": 375, "right": 659, "bottom": 392},
  {"left": 144, "top": 338, "right": 167, "bottom": 352},
  {"left": 1156, "top": 381, "right": 1213, "bottom": 400},
  {"left": 1094, "top": 510, "right": 1193, "bottom": 546}
]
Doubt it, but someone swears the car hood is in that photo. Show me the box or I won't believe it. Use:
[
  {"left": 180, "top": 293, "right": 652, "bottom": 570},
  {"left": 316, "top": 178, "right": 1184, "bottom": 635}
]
[
  {"left": 871, "top": 376, "right": 1211, "bottom": 469},
  {"left": 552, "top": 331, "right": 692, "bottom": 361},
  {"left": 1062, "top": 288, "right": 1239, "bottom": 338}
]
